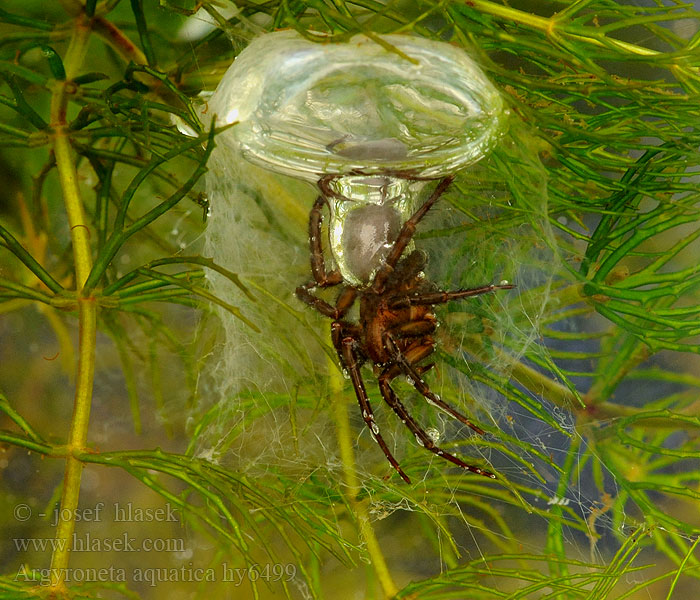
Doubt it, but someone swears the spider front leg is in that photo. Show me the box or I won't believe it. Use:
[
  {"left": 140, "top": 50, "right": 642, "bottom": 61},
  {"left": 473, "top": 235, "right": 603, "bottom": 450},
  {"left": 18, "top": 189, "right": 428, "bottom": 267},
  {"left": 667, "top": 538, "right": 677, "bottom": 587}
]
[
  {"left": 378, "top": 368, "right": 495, "bottom": 479},
  {"left": 372, "top": 175, "right": 454, "bottom": 294},
  {"left": 296, "top": 284, "right": 357, "bottom": 319},
  {"left": 389, "top": 282, "right": 516, "bottom": 309},
  {"left": 296, "top": 194, "right": 358, "bottom": 317},
  {"left": 308, "top": 194, "right": 342, "bottom": 288},
  {"left": 331, "top": 323, "right": 412, "bottom": 484}
]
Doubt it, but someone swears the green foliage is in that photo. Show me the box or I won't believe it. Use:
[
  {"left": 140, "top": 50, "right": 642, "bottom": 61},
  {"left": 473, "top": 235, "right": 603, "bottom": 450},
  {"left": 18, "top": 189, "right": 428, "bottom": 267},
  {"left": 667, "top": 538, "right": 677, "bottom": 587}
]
[{"left": 1, "top": 1, "right": 699, "bottom": 599}]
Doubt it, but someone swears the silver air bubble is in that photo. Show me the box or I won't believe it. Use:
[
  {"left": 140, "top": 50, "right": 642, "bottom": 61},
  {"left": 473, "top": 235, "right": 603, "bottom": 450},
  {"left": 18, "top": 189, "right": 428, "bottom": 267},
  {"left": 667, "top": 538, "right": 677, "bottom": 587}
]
[{"left": 204, "top": 31, "right": 507, "bottom": 286}]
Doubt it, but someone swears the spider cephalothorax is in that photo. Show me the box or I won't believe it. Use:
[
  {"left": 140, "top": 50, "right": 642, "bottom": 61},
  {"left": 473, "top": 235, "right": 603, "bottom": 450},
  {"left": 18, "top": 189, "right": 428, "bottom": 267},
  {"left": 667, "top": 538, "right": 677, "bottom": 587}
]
[{"left": 296, "top": 176, "right": 513, "bottom": 483}]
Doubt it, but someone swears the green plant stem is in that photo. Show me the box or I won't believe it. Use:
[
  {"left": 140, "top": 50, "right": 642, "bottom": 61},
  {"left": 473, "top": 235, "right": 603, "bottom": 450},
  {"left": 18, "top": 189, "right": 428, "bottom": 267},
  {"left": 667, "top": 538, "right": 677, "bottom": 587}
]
[
  {"left": 545, "top": 433, "right": 581, "bottom": 587},
  {"left": 51, "top": 21, "right": 91, "bottom": 287},
  {"left": 470, "top": 0, "right": 700, "bottom": 91},
  {"left": 53, "top": 158, "right": 85, "bottom": 269},
  {"left": 665, "top": 536, "right": 700, "bottom": 600},
  {"left": 92, "top": 14, "right": 148, "bottom": 65},
  {"left": 0, "top": 121, "right": 30, "bottom": 138},
  {"left": 49, "top": 300, "right": 97, "bottom": 580},
  {"left": 454, "top": 332, "right": 579, "bottom": 410},
  {"left": 0, "top": 392, "right": 44, "bottom": 443},
  {"left": 329, "top": 356, "right": 398, "bottom": 599},
  {"left": 470, "top": 0, "right": 659, "bottom": 57},
  {"left": 0, "top": 224, "right": 63, "bottom": 292},
  {"left": 47, "top": 12, "right": 98, "bottom": 593}
]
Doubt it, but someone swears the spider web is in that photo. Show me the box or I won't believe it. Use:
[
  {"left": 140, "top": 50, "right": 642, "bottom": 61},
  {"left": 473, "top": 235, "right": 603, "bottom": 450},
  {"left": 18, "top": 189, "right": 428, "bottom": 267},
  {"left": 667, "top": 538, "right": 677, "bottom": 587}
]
[{"left": 193, "top": 116, "right": 639, "bottom": 577}]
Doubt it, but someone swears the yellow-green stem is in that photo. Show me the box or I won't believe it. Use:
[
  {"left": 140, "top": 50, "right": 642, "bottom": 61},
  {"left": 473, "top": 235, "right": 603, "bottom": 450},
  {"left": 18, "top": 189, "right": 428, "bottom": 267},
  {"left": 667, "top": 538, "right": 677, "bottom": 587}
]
[
  {"left": 49, "top": 299, "right": 97, "bottom": 582},
  {"left": 55, "top": 130, "right": 92, "bottom": 287},
  {"left": 470, "top": 0, "right": 658, "bottom": 57},
  {"left": 329, "top": 356, "right": 398, "bottom": 599},
  {"left": 48, "top": 14, "right": 97, "bottom": 592},
  {"left": 471, "top": 0, "right": 700, "bottom": 87},
  {"left": 51, "top": 17, "right": 92, "bottom": 287}
]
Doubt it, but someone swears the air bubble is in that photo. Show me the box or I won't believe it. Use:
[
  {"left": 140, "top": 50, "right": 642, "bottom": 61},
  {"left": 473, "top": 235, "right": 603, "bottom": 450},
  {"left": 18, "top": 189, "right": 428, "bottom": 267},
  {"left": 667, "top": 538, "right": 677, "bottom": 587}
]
[
  {"left": 426, "top": 427, "right": 440, "bottom": 444},
  {"left": 362, "top": 409, "right": 369, "bottom": 419},
  {"left": 371, "top": 423, "right": 380, "bottom": 435},
  {"left": 415, "top": 434, "right": 425, "bottom": 447},
  {"left": 206, "top": 31, "right": 505, "bottom": 287},
  {"left": 208, "top": 30, "right": 505, "bottom": 186}
]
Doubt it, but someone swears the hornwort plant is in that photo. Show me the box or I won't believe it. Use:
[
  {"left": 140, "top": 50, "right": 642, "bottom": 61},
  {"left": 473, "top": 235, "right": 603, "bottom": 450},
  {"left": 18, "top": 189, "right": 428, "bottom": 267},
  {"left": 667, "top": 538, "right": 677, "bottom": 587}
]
[{"left": 1, "top": 1, "right": 699, "bottom": 599}]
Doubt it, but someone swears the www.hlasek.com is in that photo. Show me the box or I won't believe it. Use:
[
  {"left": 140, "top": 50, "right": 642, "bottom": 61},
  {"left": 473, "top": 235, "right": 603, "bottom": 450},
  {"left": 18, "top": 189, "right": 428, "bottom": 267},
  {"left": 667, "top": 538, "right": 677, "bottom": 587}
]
[
  {"left": 15, "top": 563, "right": 298, "bottom": 587},
  {"left": 14, "top": 532, "right": 185, "bottom": 553}
]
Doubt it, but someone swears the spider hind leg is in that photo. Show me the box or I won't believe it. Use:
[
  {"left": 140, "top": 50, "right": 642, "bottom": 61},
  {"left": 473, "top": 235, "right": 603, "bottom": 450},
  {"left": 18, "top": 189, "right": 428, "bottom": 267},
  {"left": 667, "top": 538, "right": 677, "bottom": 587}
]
[
  {"left": 384, "top": 333, "right": 486, "bottom": 435},
  {"left": 378, "top": 368, "right": 495, "bottom": 479},
  {"left": 332, "top": 323, "right": 411, "bottom": 484}
]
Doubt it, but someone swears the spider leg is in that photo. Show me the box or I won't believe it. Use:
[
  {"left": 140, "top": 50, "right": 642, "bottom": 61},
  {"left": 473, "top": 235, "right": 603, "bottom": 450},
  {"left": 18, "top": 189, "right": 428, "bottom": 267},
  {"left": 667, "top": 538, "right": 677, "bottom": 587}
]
[
  {"left": 296, "top": 284, "right": 357, "bottom": 319},
  {"left": 332, "top": 324, "right": 411, "bottom": 484},
  {"left": 415, "top": 363, "right": 435, "bottom": 376},
  {"left": 390, "top": 318, "right": 437, "bottom": 337},
  {"left": 297, "top": 194, "right": 358, "bottom": 318},
  {"left": 372, "top": 175, "right": 454, "bottom": 294},
  {"left": 331, "top": 320, "right": 367, "bottom": 365},
  {"left": 330, "top": 320, "right": 362, "bottom": 343},
  {"left": 389, "top": 283, "right": 515, "bottom": 309},
  {"left": 383, "top": 333, "right": 486, "bottom": 435},
  {"left": 379, "top": 368, "right": 495, "bottom": 479},
  {"left": 309, "top": 194, "right": 343, "bottom": 287}
]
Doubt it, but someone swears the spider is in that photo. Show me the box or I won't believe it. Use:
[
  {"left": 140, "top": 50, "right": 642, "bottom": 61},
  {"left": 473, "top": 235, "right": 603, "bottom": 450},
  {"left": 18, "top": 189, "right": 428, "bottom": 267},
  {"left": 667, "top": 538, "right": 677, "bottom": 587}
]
[{"left": 296, "top": 175, "right": 513, "bottom": 483}]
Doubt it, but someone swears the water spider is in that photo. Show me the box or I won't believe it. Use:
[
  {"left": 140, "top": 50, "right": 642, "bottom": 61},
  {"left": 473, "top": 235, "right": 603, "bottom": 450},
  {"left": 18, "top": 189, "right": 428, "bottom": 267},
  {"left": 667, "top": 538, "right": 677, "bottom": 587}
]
[{"left": 296, "top": 175, "right": 513, "bottom": 483}]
